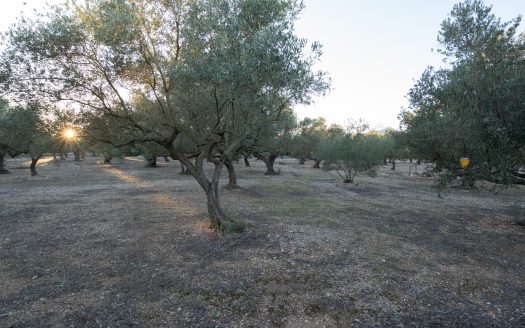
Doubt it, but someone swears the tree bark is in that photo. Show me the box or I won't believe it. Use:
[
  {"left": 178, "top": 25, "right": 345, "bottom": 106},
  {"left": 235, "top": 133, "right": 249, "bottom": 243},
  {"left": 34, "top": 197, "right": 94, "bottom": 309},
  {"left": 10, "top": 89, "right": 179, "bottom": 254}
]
[
  {"left": 180, "top": 162, "right": 191, "bottom": 175},
  {"left": 224, "top": 159, "right": 239, "bottom": 189},
  {"left": 168, "top": 145, "right": 227, "bottom": 232},
  {"left": 383, "top": 157, "right": 387, "bottom": 165},
  {"left": 313, "top": 159, "right": 321, "bottom": 168},
  {"left": 391, "top": 160, "right": 396, "bottom": 170},
  {"left": 258, "top": 154, "right": 278, "bottom": 175},
  {"left": 164, "top": 156, "right": 170, "bottom": 162},
  {"left": 0, "top": 153, "right": 9, "bottom": 174},
  {"left": 145, "top": 155, "right": 157, "bottom": 167},
  {"left": 298, "top": 157, "right": 306, "bottom": 164},
  {"left": 103, "top": 155, "right": 112, "bottom": 164},
  {"left": 60, "top": 152, "right": 65, "bottom": 160},
  {"left": 243, "top": 155, "right": 250, "bottom": 167},
  {"left": 206, "top": 164, "right": 227, "bottom": 232},
  {"left": 30, "top": 156, "right": 41, "bottom": 176},
  {"left": 74, "top": 150, "right": 81, "bottom": 161}
]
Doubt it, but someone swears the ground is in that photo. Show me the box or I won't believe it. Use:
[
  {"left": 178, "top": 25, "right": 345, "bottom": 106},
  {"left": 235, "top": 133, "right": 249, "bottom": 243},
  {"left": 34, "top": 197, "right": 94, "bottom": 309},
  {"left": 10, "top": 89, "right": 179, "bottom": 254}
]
[{"left": 0, "top": 156, "right": 524, "bottom": 327}]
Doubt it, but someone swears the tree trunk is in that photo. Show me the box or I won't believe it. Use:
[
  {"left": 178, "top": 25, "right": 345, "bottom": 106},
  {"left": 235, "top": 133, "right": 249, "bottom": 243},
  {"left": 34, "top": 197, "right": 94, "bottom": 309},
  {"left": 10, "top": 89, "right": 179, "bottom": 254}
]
[
  {"left": 180, "top": 162, "right": 186, "bottom": 175},
  {"left": 298, "top": 157, "right": 306, "bottom": 164},
  {"left": 0, "top": 154, "right": 9, "bottom": 174},
  {"left": 30, "top": 156, "right": 41, "bottom": 176},
  {"left": 383, "top": 157, "right": 387, "bottom": 165},
  {"left": 166, "top": 144, "right": 229, "bottom": 233},
  {"left": 391, "top": 160, "right": 396, "bottom": 171},
  {"left": 103, "top": 155, "right": 112, "bottom": 164},
  {"left": 206, "top": 171, "right": 226, "bottom": 232},
  {"left": 243, "top": 155, "right": 250, "bottom": 167},
  {"left": 261, "top": 154, "right": 278, "bottom": 175},
  {"left": 417, "top": 159, "right": 421, "bottom": 165},
  {"left": 145, "top": 155, "right": 157, "bottom": 167},
  {"left": 60, "top": 152, "right": 65, "bottom": 160},
  {"left": 224, "top": 160, "right": 239, "bottom": 189},
  {"left": 91, "top": 151, "right": 97, "bottom": 157},
  {"left": 164, "top": 156, "right": 170, "bottom": 162},
  {"left": 52, "top": 153, "right": 56, "bottom": 159},
  {"left": 74, "top": 150, "right": 81, "bottom": 161},
  {"left": 313, "top": 160, "right": 321, "bottom": 168}
]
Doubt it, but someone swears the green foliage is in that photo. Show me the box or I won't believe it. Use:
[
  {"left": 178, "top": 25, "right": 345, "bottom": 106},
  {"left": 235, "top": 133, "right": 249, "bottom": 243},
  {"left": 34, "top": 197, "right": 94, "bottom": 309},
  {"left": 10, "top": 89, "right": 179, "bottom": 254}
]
[
  {"left": 401, "top": 0, "right": 525, "bottom": 189},
  {"left": 379, "top": 129, "right": 409, "bottom": 162},
  {"left": 319, "top": 132, "right": 383, "bottom": 183},
  {"left": 0, "top": 0, "right": 329, "bottom": 229},
  {"left": 291, "top": 117, "right": 328, "bottom": 162},
  {"left": 0, "top": 101, "right": 49, "bottom": 156}
]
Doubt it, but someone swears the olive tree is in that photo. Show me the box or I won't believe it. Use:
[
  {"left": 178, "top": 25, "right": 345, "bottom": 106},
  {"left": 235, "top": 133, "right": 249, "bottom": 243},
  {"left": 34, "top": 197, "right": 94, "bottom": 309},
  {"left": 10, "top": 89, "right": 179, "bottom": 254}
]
[
  {"left": 401, "top": 0, "right": 525, "bottom": 189},
  {"left": 1, "top": 0, "right": 329, "bottom": 231},
  {"left": 0, "top": 101, "right": 53, "bottom": 175},
  {"left": 251, "top": 108, "right": 297, "bottom": 175},
  {"left": 319, "top": 132, "right": 383, "bottom": 183},
  {"left": 291, "top": 117, "right": 328, "bottom": 167}
]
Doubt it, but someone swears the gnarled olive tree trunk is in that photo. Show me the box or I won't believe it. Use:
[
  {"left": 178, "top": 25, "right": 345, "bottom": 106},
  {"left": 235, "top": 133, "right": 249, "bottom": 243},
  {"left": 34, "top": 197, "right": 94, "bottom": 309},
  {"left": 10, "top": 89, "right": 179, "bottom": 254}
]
[
  {"left": 313, "top": 159, "right": 321, "bottom": 168},
  {"left": 180, "top": 162, "right": 192, "bottom": 175},
  {"left": 144, "top": 155, "right": 157, "bottom": 168},
  {"left": 255, "top": 152, "right": 278, "bottom": 175},
  {"left": 74, "top": 150, "right": 81, "bottom": 161},
  {"left": 224, "top": 159, "right": 239, "bottom": 189},
  {"left": 243, "top": 155, "right": 250, "bottom": 167},
  {"left": 0, "top": 153, "right": 9, "bottom": 174},
  {"left": 103, "top": 154, "right": 112, "bottom": 164},
  {"left": 30, "top": 156, "right": 41, "bottom": 176},
  {"left": 168, "top": 146, "right": 227, "bottom": 232}
]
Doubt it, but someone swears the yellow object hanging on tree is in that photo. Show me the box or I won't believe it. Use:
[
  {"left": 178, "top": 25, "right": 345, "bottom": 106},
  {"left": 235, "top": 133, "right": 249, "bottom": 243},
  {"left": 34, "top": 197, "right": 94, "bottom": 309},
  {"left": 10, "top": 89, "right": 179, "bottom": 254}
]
[{"left": 460, "top": 157, "right": 470, "bottom": 169}]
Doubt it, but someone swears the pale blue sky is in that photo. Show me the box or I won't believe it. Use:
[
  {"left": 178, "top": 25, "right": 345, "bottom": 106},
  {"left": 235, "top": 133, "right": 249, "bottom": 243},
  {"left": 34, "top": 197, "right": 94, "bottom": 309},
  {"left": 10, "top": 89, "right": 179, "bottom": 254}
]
[
  {"left": 294, "top": 0, "right": 525, "bottom": 129},
  {"left": 2, "top": 0, "right": 525, "bottom": 129}
]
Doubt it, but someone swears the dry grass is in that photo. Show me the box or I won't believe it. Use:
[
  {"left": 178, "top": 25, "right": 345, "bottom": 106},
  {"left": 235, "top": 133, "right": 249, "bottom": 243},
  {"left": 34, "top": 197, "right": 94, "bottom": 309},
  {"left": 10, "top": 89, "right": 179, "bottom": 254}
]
[{"left": 0, "top": 156, "right": 524, "bottom": 327}]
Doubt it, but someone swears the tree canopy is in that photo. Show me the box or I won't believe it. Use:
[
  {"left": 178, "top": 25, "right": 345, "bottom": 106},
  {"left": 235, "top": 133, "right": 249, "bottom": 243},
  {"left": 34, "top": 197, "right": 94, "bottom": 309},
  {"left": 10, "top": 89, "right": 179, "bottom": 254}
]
[
  {"left": 400, "top": 0, "right": 525, "bottom": 189},
  {"left": 0, "top": 0, "right": 329, "bottom": 231}
]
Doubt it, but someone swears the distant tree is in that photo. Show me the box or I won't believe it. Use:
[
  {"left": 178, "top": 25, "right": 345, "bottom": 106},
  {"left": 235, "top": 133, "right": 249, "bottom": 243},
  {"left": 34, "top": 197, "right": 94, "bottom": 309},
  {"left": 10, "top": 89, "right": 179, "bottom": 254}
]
[
  {"left": 380, "top": 129, "right": 408, "bottom": 170},
  {"left": 252, "top": 109, "right": 297, "bottom": 175},
  {"left": 319, "top": 132, "right": 383, "bottom": 183},
  {"left": 0, "top": 101, "right": 52, "bottom": 175},
  {"left": 292, "top": 117, "right": 328, "bottom": 167}
]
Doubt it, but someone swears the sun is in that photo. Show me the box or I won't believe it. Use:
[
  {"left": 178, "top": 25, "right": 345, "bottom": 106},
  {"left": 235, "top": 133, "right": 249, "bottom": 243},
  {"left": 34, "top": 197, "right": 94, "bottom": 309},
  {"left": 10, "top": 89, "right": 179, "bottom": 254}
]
[{"left": 64, "top": 128, "right": 76, "bottom": 140}]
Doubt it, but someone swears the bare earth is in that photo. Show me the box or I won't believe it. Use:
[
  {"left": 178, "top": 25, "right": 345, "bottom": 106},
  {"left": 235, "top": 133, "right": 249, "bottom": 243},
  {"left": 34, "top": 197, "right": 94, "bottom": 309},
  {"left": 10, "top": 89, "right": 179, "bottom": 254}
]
[{"left": 0, "top": 156, "right": 524, "bottom": 327}]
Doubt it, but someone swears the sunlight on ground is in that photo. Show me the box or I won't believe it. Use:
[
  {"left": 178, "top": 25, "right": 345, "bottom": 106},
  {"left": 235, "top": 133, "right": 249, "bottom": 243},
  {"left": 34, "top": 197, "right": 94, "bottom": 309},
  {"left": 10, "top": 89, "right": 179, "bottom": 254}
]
[
  {"left": 102, "top": 166, "right": 152, "bottom": 188},
  {"left": 22, "top": 156, "right": 55, "bottom": 167},
  {"left": 103, "top": 166, "right": 210, "bottom": 229},
  {"left": 149, "top": 194, "right": 200, "bottom": 217},
  {"left": 124, "top": 157, "right": 145, "bottom": 162}
]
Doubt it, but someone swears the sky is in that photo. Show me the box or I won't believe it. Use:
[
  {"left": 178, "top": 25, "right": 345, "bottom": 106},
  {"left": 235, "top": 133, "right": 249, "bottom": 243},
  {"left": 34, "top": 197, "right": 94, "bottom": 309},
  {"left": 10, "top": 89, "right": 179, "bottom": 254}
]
[{"left": 1, "top": 0, "right": 525, "bottom": 130}]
